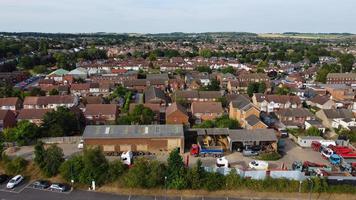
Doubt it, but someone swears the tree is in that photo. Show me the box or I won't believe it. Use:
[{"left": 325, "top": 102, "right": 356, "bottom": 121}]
[
  {"left": 3, "top": 120, "right": 40, "bottom": 146},
  {"left": 215, "top": 115, "right": 240, "bottom": 129},
  {"left": 221, "top": 66, "right": 235, "bottom": 74},
  {"left": 166, "top": 148, "right": 187, "bottom": 189},
  {"left": 117, "top": 104, "right": 155, "bottom": 125},
  {"left": 276, "top": 86, "right": 292, "bottom": 95},
  {"left": 41, "top": 145, "right": 64, "bottom": 177},
  {"left": 201, "top": 79, "right": 220, "bottom": 91},
  {"left": 79, "top": 148, "right": 109, "bottom": 185},
  {"left": 28, "top": 87, "right": 46, "bottom": 96},
  {"left": 60, "top": 155, "right": 84, "bottom": 183},
  {"left": 49, "top": 89, "right": 59, "bottom": 96},
  {"left": 33, "top": 65, "right": 48, "bottom": 74},
  {"left": 247, "top": 82, "right": 266, "bottom": 97},
  {"left": 196, "top": 66, "right": 212, "bottom": 74},
  {"left": 199, "top": 49, "right": 212, "bottom": 58},
  {"left": 107, "top": 160, "right": 127, "bottom": 183},
  {"left": 42, "top": 107, "right": 79, "bottom": 137},
  {"left": 257, "top": 60, "right": 268, "bottom": 72},
  {"left": 187, "top": 159, "right": 205, "bottom": 189},
  {"left": 34, "top": 141, "right": 46, "bottom": 169},
  {"left": 339, "top": 53, "right": 355, "bottom": 73},
  {"left": 315, "top": 64, "right": 340, "bottom": 83}
]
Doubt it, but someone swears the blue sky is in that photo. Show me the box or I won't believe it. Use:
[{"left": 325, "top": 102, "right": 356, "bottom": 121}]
[{"left": 1, "top": 0, "right": 355, "bottom": 33}]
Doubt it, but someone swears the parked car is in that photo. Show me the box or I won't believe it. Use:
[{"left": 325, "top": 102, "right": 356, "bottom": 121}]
[
  {"left": 242, "top": 149, "right": 259, "bottom": 157},
  {"left": 249, "top": 160, "right": 269, "bottom": 170},
  {"left": 77, "top": 139, "right": 84, "bottom": 149},
  {"left": 0, "top": 174, "right": 9, "bottom": 184},
  {"left": 32, "top": 180, "right": 50, "bottom": 189},
  {"left": 6, "top": 175, "right": 24, "bottom": 189},
  {"left": 49, "top": 183, "right": 69, "bottom": 192},
  {"left": 280, "top": 130, "right": 289, "bottom": 138}
]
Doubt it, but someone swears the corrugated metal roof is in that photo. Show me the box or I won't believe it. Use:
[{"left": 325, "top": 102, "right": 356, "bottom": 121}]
[
  {"left": 228, "top": 129, "right": 277, "bottom": 142},
  {"left": 83, "top": 124, "right": 184, "bottom": 139}
]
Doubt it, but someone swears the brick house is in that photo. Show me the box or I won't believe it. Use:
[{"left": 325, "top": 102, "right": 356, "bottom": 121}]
[
  {"left": 84, "top": 104, "right": 118, "bottom": 125},
  {"left": 191, "top": 102, "right": 223, "bottom": 123},
  {"left": 252, "top": 94, "right": 302, "bottom": 113},
  {"left": 17, "top": 109, "right": 53, "bottom": 126},
  {"left": 0, "top": 97, "right": 22, "bottom": 111},
  {"left": 326, "top": 73, "right": 356, "bottom": 85},
  {"left": 165, "top": 103, "right": 189, "bottom": 125},
  {"left": 275, "top": 108, "right": 315, "bottom": 128},
  {"left": 0, "top": 110, "right": 16, "bottom": 131},
  {"left": 23, "top": 95, "right": 78, "bottom": 110}
]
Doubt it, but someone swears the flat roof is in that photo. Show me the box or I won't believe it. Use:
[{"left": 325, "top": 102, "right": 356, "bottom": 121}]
[{"left": 83, "top": 125, "right": 184, "bottom": 139}]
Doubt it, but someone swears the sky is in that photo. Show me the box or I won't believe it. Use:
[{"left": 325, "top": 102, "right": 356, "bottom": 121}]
[{"left": 1, "top": 0, "right": 356, "bottom": 33}]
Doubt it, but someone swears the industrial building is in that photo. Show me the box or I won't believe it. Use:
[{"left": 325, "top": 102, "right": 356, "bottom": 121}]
[{"left": 82, "top": 125, "right": 185, "bottom": 154}]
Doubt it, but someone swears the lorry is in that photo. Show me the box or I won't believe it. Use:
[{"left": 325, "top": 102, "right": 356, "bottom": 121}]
[
  {"left": 190, "top": 144, "right": 224, "bottom": 157},
  {"left": 292, "top": 161, "right": 332, "bottom": 175}
]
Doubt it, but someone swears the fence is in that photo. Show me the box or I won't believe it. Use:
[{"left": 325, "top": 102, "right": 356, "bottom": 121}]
[{"left": 39, "top": 136, "right": 82, "bottom": 144}]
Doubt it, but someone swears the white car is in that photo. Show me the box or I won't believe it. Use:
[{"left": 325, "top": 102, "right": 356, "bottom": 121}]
[
  {"left": 7, "top": 175, "right": 24, "bottom": 189},
  {"left": 49, "top": 183, "right": 68, "bottom": 192},
  {"left": 249, "top": 160, "right": 269, "bottom": 170},
  {"left": 77, "top": 140, "right": 84, "bottom": 149}
]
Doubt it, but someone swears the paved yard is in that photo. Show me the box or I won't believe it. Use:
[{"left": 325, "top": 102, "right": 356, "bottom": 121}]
[{"left": 5, "top": 144, "right": 82, "bottom": 160}]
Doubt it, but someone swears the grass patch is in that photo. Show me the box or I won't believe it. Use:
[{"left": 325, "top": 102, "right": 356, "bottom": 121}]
[{"left": 256, "top": 152, "right": 282, "bottom": 161}]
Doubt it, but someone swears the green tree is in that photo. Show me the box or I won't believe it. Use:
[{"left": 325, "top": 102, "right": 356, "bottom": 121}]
[
  {"left": 33, "top": 65, "right": 48, "bottom": 74},
  {"left": 187, "top": 159, "right": 205, "bottom": 189},
  {"left": 166, "top": 148, "right": 187, "bottom": 189},
  {"left": 196, "top": 66, "right": 212, "bottom": 74},
  {"left": 199, "top": 49, "right": 212, "bottom": 58},
  {"left": 276, "top": 86, "right": 292, "bottom": 95},
  {"left": 4, "top": 156, "right": 27, "bottom": 175},
  {"left": 3, "top": 120, "right": 40, "bottom": 146},
  {"left": 215, "top": 115, "right": 240, "bottom": 129},
  {"left": 79, "top": 148, "right": 109, "bottom": 185},
  {"left": 203, "top": 172, "right": 225, "bottom": 191},
  {"left": 42, "top": 107, "right": 79, "bottom": 137},
  {"left": 107, "top": 160, "right": 127, "bottom": 183},
  {"left": 49, "top": 88, "right": 59, "bottom": 96},
  {"left": 60, "top": 155, "right": 84, "bottom": 183},
  {"left": 28, "top": 87, "right": 46, "bottom": 96},
  {"left": 201, "top": 79, "right": 220, "bottom": 91},
  {"left": 41, "top": 145, "right": 64, "bottom": 177},
  {"left": 221, "top": 66, "right": 235, "bottom": 74},
  {"left": 122, "top": 158, "right": 150, "bottom": 188},
  {"left": 117, "top": 104, "right": 155, "bottom": 125},
  {"left": 34, "top": 141, "right": 46, "bottom": 169},
  {"left": 339, "top": 53, "right": 355, "bottom": 72}
]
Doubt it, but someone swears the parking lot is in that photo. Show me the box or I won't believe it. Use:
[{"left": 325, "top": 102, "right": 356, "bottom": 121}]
[
  {"left": 179, "top": 138, "right": 330, "bottom": 169},
  {"left": 0, "top": 178, "right": 72, "bottom": 194},
  {"left": 0, "top": 178, "right": 30, "bottom": 193}
]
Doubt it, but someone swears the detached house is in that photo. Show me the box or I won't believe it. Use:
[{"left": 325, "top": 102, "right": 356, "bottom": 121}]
[
  {"left": 0, "top": 97, "right": 21, "bottom": 111},
  {"left": 229, "top": 95, "right": 267, "bottom": 129},
  {"left": 23, "top": 95, "right": 78, "bottom": 110},
  {"left": 316, "top": 109, "right": 356, "bottom": 130},
  {"left": 84, "top": 104, "right": 118, "bottom": 125},
  {"left": 165, "top": 102, "right": 189, "bottom": 125},
  {"left": 191, "top": 102, "right": 223, "bottom": 124},
  {"left": 252, "top": 94, "right": 302, "bottom": 113}
]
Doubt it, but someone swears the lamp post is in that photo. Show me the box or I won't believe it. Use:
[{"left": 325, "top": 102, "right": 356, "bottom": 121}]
[{"left": 164, "top": 176, "right": 167, "bottom": 200}]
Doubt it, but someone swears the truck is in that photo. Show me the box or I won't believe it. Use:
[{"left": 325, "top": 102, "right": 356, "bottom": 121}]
[
  {"left": 190, "top": 144, "right": 224, "bottom": 157},
  {"left": 292, "top": 161, "right": 332, "bottom": 175},
  {"left": 329, "top": 154, "right": 353, "bottom": 173}
]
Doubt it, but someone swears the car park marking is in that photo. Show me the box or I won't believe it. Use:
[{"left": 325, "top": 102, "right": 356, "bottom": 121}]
[{"left": 26, "top": 181, "right": 72, "bottom": 195}]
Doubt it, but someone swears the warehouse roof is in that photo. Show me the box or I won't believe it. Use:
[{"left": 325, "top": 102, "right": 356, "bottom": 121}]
[
  {"left": 228, "top": 129, "right": 277, "bottom": 142},
  {"left": 83, "top": 125, "right": 184, "bottom": 139}
]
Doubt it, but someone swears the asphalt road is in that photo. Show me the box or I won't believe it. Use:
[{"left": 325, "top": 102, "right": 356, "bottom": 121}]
[{"left": 0, "top": 188, "right": 280, "bottom": 200}]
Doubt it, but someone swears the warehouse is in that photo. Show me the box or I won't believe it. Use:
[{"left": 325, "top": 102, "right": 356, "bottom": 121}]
[
  {"left": 82, "top": 125, "right": 185, "bottom": 154},
  {"left": 228, "top": 129, "right": 278, "bottom": 151}
]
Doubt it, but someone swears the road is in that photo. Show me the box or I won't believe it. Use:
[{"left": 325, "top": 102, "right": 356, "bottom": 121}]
[{"left": 0, "top": 188, "right": 286, "bottom": 200}]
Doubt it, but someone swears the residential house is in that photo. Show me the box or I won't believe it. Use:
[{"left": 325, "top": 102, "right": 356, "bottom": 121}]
[
  {"left": 144, "top": 86, "right": 168, "bottom": 106},
  {"left": 217, "top": 73, "right": 236, "bottom": 88},
  {"left": 174, "top": 90, "right": 222, "bottom": 102},
  {"left": 165, "top": 102, "right": 189, "bottom": 125},
  {"left": 305, "top": 120, "right": 326, "bottom": 134},
  {"left": 252, "top": 94, "right": 302, "bottom": 113},
  {"left": 227, "top": 80, "right": 240, "bottom": 94},
  {"left": 84, "top": 104, "right": 118, "bottom": 125},
  {"left": 324, "top": 84, "right": 355, "bottom": 101},
  {"left": 67, "top": 67, "right": 88, "bottom": 79},
  {"left": 275, "top": 108, "right": 314, "bottom": 128},
  {"left": 0, "top": 97, "right": 21, "bottom": 111},
  {"left": 17, "top": 109, "right": 53, "bottom": 126},
  {"left": 23, "top": 95, "right": 78, "bottom": 110},
  {"left": 306, "top": 95, "right": 334, "bottom": 109},
  {"left": 229, "top": 95, "right": 266, "bottom": 129},
  {"left": 191, "top": 102, "right": 223, "bottom": 124},
  {"left": 316, "top": 109, "right": 356, "bottom": 129},
  {"left": 0, "top": 110, "right": 16, "bottom": 131},
  {"left": 235, "top": 73, "right": 270, "bottom": 92},
  {"left": 326, "top": 73, "right": 356, "bottom": 85}
]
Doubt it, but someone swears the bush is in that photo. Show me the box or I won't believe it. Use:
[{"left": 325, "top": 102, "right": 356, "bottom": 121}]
[
  {"left": 107, "top": 160, "right": 127, "bottom": 183},
  {"left": 60, "top": 155, "right": 84, "bottom": 183},
  {"left": 257, "top": 152, "right": 282, "bottom": 161},
  {"left": 203, "top": 172, "right": 225, "bottom": 191},
  {"left": 4, "top": 156, "right": 27, "bottom": 175}
]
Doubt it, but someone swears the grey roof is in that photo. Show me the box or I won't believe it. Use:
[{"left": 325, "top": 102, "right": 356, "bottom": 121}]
[
  {"left": 231, "top": 95, "right": 253, "bottom": 110},
  {"left": 298, "top": 136, "right": 323, "bottom": 140},
  {"left": 144, "top": 86, "right": 167, "bottom": 103},
  {"left": 147, "top": 73, "right": 169, "bottom": 81},
  {"left": 83, "top": 125, "right": 184, "bottom": 139},
  {"left": 323, "top": 109, "right": 354, "bottom": 119},
  {"left": 195, "top": 128, "right": 229, "bottom": 136},
  {"left": 276, "top": 108, "right": 314, "bottom": 118},
  {"left": 228, "top": 129, "right": 277, "bottom": 142},
  {"left": 245, "top": 115, "right": 263, "bottom": 126}
]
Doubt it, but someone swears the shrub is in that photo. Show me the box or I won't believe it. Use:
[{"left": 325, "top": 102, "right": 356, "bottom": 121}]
[
  {"left": 257, "top": 152, "right": 282, "bottom": 161},
  {"left": 4, "top": 156, "right": 27, "bottom": 175}
]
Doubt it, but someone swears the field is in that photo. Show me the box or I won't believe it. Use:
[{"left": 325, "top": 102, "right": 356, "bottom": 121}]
[{"left": 258, "top": 33, "right": 354, "bottom": 40}]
